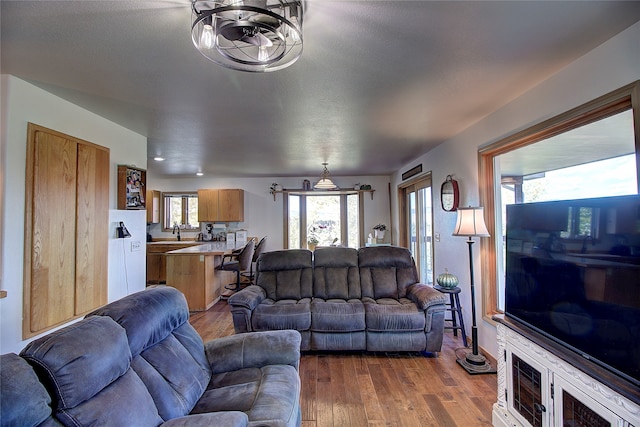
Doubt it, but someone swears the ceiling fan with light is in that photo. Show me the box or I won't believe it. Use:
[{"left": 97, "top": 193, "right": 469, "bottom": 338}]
[{"left": 191, "top": 0, "right": 303, "bottom": 72}]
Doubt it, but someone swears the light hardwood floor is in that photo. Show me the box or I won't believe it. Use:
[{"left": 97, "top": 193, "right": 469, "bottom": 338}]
[{"left": 190, "top": 301, "right": 497, "bottom": 427}]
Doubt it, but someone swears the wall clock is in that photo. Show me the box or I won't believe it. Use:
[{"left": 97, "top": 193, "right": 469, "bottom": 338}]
[{"left": 440, "top": 175, "right": 459, "bottom": 212}]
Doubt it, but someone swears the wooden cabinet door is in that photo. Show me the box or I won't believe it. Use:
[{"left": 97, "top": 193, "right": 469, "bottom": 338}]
[
  {"left": 146, "top": 253, "right": 162, "bottom": 283},
  {"left": 218, "top": 189, "right": 244, "bottom": 222},
  {"left": 75, "top": 143, "right": 109, "bottom": 314},
  {"left": 146, "top": 190, "right": 161, "bottom": 223},
  {"left": 25, "top": 128, "right": 78, "bottom": 333},
  {"left": 198, "top": 189, "right": 219, "bottom": 222},
  {"left": 24, "top": 123, "right": 109, "bottom": 338}
]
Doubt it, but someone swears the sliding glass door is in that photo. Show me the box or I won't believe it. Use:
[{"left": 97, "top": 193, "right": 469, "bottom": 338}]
[{"left": 402, "top": 177, "right": 433, "bottom": 284}]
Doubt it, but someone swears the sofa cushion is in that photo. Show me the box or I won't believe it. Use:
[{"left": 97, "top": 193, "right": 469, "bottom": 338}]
[
  {"left": 55, "top": 370, "right": 163, "bottom": 427},
  {"left": 87, "top": 286, "right": 211, "bottom": 421},
  {"left": 0, "top": 353, "right": 54, "bottom": 427},
  {"left": 130, "top": 325, "right": 211, "bottom": 421},
  {"left": 311, "top": 299, "right": 365, "bottom": 332},
  {"left": 364, "top": 298, "right": 426, "bottom": 331},
  {"left": 313, "top": 247, "right": 361, "bottom": 300},
  {"left": 87, "top": 285, "right": 191, "bottom": 358},
  {"left": 252, "top": 299, "right": 311, "bottom": 331},
  {"left": 192, "top": 365, "right": 300, "bottom": 427},
  {"left": 358, "top": 246, "right": 419, "bottom": 299},
  {"left": 257, "top": 250, "right": 313, "bottom": 301},
  {"left": 20, "top": 316, "right": 163, "bottom": 427},
  {"left": 21, "top": 316, "right": 131, "bottom": 408}
]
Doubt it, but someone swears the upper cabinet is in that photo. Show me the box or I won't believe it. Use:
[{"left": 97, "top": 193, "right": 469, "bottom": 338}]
[
  {"left": 198, "top": 189, "right": 244, "bottom": 222},
  {"left": 146, "top": 189, "right": 161, "bottom": 223}
]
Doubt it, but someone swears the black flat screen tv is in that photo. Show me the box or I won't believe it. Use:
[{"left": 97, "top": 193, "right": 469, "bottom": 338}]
[{"left": 505, "top": 194, "right": 640, "bottom": 388}]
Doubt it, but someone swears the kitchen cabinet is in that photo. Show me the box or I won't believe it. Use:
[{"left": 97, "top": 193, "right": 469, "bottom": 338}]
[
  {"left": 198, "top": 189, "right": 244, "bottom": 222},
  {"left": 146, "top": 189, "right": 161, "bottom": 223},
  {"left": 146, "top": 242, "right": 200, "bottom": 285},
  {"left": 23, "top": 123, "right": 109, "bottom": 338}
]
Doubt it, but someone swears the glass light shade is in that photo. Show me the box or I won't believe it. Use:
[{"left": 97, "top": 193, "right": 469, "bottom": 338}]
[
  {"left": 452, "top": 207, "right": 490, "bottom": 237},
  {"left": 200, "top": 23, "right": 215, "bottom": 49},
  {"left": 314, "top": 162, "right": 338, "bottom": 190},
  {"left": 314, "top": 178, "right": 337, "bottom": 190}
]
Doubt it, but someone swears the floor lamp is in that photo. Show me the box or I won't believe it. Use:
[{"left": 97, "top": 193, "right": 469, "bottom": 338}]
[{"left": 452, "top": 207, "right": 496, "bottom": 374}]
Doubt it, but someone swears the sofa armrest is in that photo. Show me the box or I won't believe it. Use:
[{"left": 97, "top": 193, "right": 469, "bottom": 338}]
[
  {"left": 407, "top": 283, "right": 447, "bottom": 310},
  {"left": 204, "top": 330, "right": 302, "bottom": 374},
  {"left": 228, "top": 285, "right": 266, "bottom": 310},
  {"left": 161, "top": 412, "right": 248, "bottom": 427}
]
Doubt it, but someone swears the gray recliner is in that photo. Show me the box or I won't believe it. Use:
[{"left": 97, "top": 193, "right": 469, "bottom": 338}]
[{"left": 14, "top": 286, "right": 301, "bottom": 427}]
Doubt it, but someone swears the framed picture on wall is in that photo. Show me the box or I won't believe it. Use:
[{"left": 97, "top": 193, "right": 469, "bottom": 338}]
[{"left": 117, "top": 165, "right": 146, "bottom": 210}]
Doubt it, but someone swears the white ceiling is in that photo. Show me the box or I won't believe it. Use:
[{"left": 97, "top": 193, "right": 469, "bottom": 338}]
[{"left": 2, "top": 1, "right": 640, "bottom": 179}]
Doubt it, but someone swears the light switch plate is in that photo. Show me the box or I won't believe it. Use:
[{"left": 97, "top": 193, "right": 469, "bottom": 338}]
[{"left": 131, "top": 241, "right": 142, "bottom": 252}]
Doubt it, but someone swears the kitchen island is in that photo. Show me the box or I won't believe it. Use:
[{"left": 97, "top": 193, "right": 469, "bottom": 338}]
[{"left": 165, "top": 242, "right": 246, "bottom": 311}]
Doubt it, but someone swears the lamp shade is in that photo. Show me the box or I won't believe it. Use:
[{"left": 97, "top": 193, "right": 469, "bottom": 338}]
[
  {"left": 313, "top": 162, "right": 337, "bottom": 190},
  {"left": 314, "top": 178, "right": 337, "bottom": 189},
  {"left": 452, "top": 207, "right": 490, "bottom": 237}
]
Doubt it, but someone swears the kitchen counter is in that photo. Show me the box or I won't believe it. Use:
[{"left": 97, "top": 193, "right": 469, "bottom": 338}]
[
  {"left": 164, "top": 241, "right": 248, "bottom": 311},
  {"left": 166, "top": 242, "right": 245, "bottom": 255}
]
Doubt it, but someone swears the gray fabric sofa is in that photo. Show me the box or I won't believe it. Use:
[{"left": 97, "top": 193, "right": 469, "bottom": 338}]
[
  {"left": 1, "top": 286, "right": 301, "bottom": 427},
  {"left": 228, "top": 246, "right": 447, "bottom": 353}
]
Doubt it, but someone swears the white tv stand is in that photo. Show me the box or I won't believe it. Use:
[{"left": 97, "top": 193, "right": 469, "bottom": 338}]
[{"left": 492, "top": 316, "right": 639, "bottom": 427}]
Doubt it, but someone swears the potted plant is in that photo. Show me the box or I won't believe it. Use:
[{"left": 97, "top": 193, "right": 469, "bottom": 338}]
[
  {"left": 307, "top": 234, "right": 319, "bottom": 250},
  {"left": 269, "top": 183, "right": 282, "bottom": 194},
  {"left": 373, "top": 224, "right": 386, "bottom": 240},
  {"left": 307, "top": 224, "right": 322, "bottom": 250}
]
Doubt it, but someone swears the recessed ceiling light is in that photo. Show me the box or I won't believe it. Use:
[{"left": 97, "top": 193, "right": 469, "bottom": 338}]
[
  {"left": 196, "top": 172, "right": 204, "bottom": 176},
  {"left": 153, "top": 157, "right": 165, "bottom": 161}
]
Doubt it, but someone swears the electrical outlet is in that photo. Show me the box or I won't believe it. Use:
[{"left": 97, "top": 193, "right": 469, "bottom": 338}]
[
  {"left": 435, "top": 233, "right": 441, "bottom": 242},
  {"left": 131, "top": 241, "right": 142, "bottom": 252}
]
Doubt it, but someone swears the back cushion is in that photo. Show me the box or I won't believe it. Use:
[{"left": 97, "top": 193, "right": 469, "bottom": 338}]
[
  {"left": 20, "top": 316, "right": 162, "bottom": 427},
  {"left": 358, "top": 246, "right": 419, "bottom": 299},
  {"left": 0, "top": 353, "right": 54, "bottom": 427},
  {"left": 257, "top": 250, "right": 313, "bottom": 300},
  {"left": 313, "top": 247, "right": 360, "bottom": 299},
  {"left": 87, "top": 286, "right": 211, "bottom": 421}
]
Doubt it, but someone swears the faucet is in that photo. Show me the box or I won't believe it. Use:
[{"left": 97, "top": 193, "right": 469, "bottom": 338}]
[
  {"left": 581, "top": 235, "right": 592, "bottom": 254},
  {"left": 172, "top": 224, "right": 181, "bottom": 241}
]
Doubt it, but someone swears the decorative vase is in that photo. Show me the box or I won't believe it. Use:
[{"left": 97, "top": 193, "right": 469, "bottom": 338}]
[
  {"left": 374, "top": 229, "right": 385, "bottom": 240},
  {"left": 436, "top": 269, "right": 459, "bottom": 289}
]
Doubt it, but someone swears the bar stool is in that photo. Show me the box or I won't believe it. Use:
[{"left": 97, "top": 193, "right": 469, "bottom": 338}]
[{"left": 434, "top": 285, "right": 468, "bottom": 347}]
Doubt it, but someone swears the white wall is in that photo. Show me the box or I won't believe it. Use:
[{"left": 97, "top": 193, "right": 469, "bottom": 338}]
[
  {"left": 0, "top": 75, "right": 147, "bottom": 354},
  {"left": 146, "top": 174, "right": 392, "bottom": 252},
  {"left": 391, "top": 21, "right": 640, "bottom": 359},
  {"left": 108, "top": 210, "right": 147, "bottom": 301}
]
